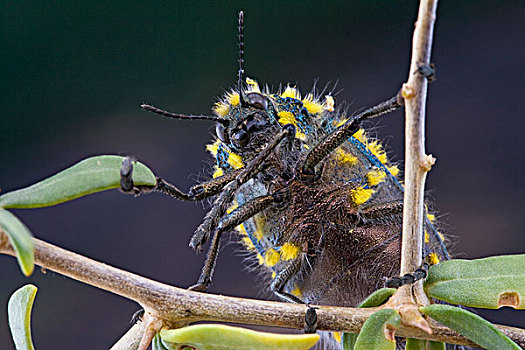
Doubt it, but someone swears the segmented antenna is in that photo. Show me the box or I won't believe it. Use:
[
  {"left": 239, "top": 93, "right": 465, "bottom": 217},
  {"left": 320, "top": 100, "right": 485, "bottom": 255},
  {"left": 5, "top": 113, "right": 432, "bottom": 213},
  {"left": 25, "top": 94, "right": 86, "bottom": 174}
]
[
  {"left": 238, "top": 11, "right": 248, "bottom": 106},
  {"left": 141, "top": 104, "right": 229, "bottom": 126}
]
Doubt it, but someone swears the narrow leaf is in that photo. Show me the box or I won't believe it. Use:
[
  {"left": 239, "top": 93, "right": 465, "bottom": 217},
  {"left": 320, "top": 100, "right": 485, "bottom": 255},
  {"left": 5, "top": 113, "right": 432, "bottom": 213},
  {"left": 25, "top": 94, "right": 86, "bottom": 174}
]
[
  {"left": 358, "top": 288, "right": 396, "bottom": 308},
  {"left": 8, "top": 284, "right": 37, "bottom": 350},
  {"left": 152, "top": 333, "right": 169, "bottom": 350},
  {"left": 405, "top": 338, "right": 426, "bottom": 350},
  {"left": 354, "top": 309, "right": 400, "bottom": 350},
  {"left": 342, "top": 288, "right": 396, "bottom": 350},
  {"left": 427, "top": 341, "right": 446, "bottom": 350},
  {"left": 0, "top": 155, "right": 156, "bottom": 209},
  {"left": 420, "top": 304, "right": 521, "bottom": 350},
  {"left": 425, "top": 255, "right": 525, "bottom": 309},
  {"left": 160, "top": 324, "right": 319, "bottom": 350},
  {"left": 341, "top": 332, "right": 357, "bottom": 350},
  {"left": 0, "top": 209, "right": 34, "bottom": 276}
]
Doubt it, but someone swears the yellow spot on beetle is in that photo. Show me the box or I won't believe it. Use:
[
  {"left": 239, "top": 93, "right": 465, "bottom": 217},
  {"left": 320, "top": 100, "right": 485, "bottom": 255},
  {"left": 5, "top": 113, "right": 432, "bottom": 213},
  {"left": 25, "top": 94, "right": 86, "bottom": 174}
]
[
  {"left": 352, "top": 129, "right": 368, "bottom": 144},
  {"left": 424, "top": 230, "right": 430, "bottom": 244},
  {"left": 212, "top": 166, "right": 223, "bottom": 178},
  {"left": 226, "top": 92, "right": 240, "bottom": 106},
  {"left": 335, "top": 118, "right": 348, "bottom": 127},
  {"left": 351, "top": 187, "right": 375, "bottom": 205},
  {"left": 241, "top": 236, "right": 255, "bottom": 251},
  {"left": 428, "top": 252, "right": 440, "bottom": 265},
  {"left": 227, "top": 202, "right": 238, "bottom": 214},
  {"left": 278, "top": 111, "right": 297, "bottom": 126},
  {"left": 213, "top": 102, "right": 229, "bottom": 117},
  {"left": 236, "top": 223, "right": 248, "bottom": 236},
  {"left": 426, "top": 213, "right": 435, "bottom": 222},
  {"left": 302, "top": 94, "right": 323, "bottom": 115},
  {"left": 333, "top": 332, "right": 342, "bottom": 343},
  {"left": 246, "top": 77, "right": 261, "bottom": 92},
  {"left": 280, "top": 243, "right": 299, "bottom": 261},
  {"left": 335, "top": 148, "right": 358, "bottom": 166},
  {"left": 281, "top": 86, "right": 300, "bottom": 99},
  {"left": 277, "top": 111, "right": 306, "bottom": 140},
  {"left": 387, "top": 165, "right": 400, "bottom": 177},
  {"left": 257, "top": 253, "right": 265, "bottom": 265},
  {"left": 253, "top": 214, "right": 266, "bottom": 241},
  {"left": 228, "top": 152, "right": 244, "bottom": 169},
  {"left": 264, "top": 248, "right": 280, "bottom": 267},
  {"left": 368, "top": 140, "right": 388, "bottom": 164},
  {"left": 206, "top": 140, "right": 220, "bottom": 156},
  {"left": 291, "top": 286, "right": 303, "bottom": 297},
  {"left": 367, "top": 170, "right": 387, "bottom": 186}
]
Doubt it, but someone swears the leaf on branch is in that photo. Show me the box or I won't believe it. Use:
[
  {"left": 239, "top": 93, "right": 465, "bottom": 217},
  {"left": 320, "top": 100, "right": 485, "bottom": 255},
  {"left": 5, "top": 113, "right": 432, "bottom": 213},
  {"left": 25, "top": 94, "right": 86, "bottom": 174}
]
[
  {"left": 0, "top": 209, "right": 34, "bottom": 276},
  {"left": 420, "top": 304, "right": 521, "bottom": 350},
  {"left": 342, "top": 288, "right": 396, "bottom": 350},
  {"left": 424, "top": 255, "right": 525, "bottom": 309},
  {"left": 0, "top": 155, "right": 156, "bottom": 209},
  {"left": 427, "top": 340, "right": 446, "bottom": 350},
  {"left": 357, "top": 288, "right": 397, "bottom": 308},
  {"left": 353, "top": 308, "right": 400, "bottom": 350},
  {"left": 152, "top": 333, "right": 169, "bottom": 350},
  {"left": 8, "top": 284, "right": 38, "bottom": 350},
  {"left": 159, "top": 324, "right": 319, "bottom": 350},
  {"left": 405, "top": 338, "right": 426, "bottom": 350}
]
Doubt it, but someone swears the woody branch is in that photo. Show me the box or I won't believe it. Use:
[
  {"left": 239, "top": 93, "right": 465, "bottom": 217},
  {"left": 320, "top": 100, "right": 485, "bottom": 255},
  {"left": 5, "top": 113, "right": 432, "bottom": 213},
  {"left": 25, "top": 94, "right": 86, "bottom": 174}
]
[
  {"left": 397, "top": 0, "right": 438, "bottom": 307},
  {"left": 2, "top": 230, "right": 525, "bottom": 348}
]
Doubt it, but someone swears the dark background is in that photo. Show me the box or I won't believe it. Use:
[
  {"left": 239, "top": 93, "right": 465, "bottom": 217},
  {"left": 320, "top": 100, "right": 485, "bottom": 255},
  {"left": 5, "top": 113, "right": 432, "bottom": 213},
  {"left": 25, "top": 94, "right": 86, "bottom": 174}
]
[{"left": 1, "top": 1, "right": 524, "bottom": 348}]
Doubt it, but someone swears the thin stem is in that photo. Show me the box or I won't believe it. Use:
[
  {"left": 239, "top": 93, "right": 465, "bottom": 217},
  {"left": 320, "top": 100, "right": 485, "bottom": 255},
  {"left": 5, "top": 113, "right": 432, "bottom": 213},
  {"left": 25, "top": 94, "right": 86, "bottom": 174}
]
[
  {"left": 401, "top": 0, "right": 438, "bottom": 283},
  {"left": 1, "top": 230, "right": 524, "bottom": 347}
]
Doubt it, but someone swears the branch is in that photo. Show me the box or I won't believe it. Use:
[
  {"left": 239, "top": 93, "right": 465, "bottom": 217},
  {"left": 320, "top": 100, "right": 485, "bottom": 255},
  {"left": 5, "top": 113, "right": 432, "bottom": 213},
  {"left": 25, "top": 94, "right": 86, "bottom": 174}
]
[
  {"left": 399, "top": 0, "right": 438, "bottom": 306},
  {"left": 2, "top": 230, "right": 524, "bottom": 347}
]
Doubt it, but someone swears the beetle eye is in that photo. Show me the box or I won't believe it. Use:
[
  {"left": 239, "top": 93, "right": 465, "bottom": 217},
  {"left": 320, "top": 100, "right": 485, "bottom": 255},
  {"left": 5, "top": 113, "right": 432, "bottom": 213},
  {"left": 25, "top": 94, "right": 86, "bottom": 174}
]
[
  {"left": 215, "top": 123, "right": 229, "bottom": 143},
  {"left": 232, "top": 129, "right": 249, "bottom": 148},
  {"left": 247, "top": 92, "right": 269, "bottom": 110},
  {"left": 244, "top": 112, "right": 267, "bottom": 132}
]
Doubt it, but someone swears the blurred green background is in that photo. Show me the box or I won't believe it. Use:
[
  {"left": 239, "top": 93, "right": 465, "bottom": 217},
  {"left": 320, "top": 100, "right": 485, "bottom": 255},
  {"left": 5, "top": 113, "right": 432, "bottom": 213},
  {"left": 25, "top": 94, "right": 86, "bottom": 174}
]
[{"left": 1, "top": 1, "right": 524, "bottom": 348}]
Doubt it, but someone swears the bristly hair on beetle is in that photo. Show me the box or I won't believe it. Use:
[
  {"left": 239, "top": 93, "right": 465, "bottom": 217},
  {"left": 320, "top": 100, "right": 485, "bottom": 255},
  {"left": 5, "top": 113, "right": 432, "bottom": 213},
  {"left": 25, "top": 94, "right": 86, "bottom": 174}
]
[{"left": 121, "top": 10, "right": 450, "bottom": 348}]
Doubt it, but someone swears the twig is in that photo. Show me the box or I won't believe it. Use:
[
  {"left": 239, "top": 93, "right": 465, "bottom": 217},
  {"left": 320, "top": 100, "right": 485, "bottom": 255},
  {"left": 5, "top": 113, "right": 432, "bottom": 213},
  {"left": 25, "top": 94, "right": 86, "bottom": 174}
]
[
  {"left": 400, "top": 0, "right": 438, "bottom": 300},
  {"left": 1, "top": 230, "right": 525, "bottom": 347}
]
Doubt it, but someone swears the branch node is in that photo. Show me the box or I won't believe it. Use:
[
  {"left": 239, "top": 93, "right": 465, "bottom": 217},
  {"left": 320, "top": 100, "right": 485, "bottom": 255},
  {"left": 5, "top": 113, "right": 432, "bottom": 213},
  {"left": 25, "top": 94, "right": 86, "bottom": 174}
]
[
  {"left": 401, "top": 83, "right": 416, "bottom": 99},
  {"left": 421, "top": 154, "right": 436, "bottom": 171}
]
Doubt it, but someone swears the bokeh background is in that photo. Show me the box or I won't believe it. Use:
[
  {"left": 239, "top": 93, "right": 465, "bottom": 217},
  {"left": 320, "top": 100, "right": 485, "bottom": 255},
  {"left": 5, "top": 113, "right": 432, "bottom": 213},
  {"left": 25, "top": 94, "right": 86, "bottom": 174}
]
[{"left": 1, "top": 1, "right": 524, "bottom": 348}]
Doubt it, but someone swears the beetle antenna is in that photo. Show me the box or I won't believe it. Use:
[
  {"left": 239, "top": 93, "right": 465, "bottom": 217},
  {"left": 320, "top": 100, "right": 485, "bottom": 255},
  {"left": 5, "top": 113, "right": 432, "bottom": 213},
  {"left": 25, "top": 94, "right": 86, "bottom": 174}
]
[
  {"left": 238, "top": 11, "right": 249, "bottom": 107},
  {"left": 141, "top": 104, "right": 229, "bottom": 126}
]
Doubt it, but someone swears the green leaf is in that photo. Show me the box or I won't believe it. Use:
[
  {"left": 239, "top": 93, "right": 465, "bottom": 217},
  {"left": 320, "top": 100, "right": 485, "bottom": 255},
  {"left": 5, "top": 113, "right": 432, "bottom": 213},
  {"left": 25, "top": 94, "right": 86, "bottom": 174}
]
[
  {"left": 160, "top": 324, "right": 319, "bottom": 350},
  {"left": 0, "top": 155, "right": 156, "bottom": 209},
  {"left": 8, "top": 284, "right": 37, "bottom": 350},
  {"left": 152, "top": 333, "right": 169, "bottom": 350},
  {"left": 358, "top": 288, "right": 396, "bottom": 308},
  {"left": 342, "top": 288, "right": 396, "bottom": 350},
  {"left": 341, "top": 332, "right": 357, "bottom": 350},
  {"left": 0, "top": 209, "right": 34, "bottom": 276},
  {"left": 353, "top": 309, "right": 400, "bottom": 350},
  {"left": 405, "top": 338, "right": 426, "bottom": 350},
  {"left": 427, "top": 341, "right": 446, "bottom": 350},
  {"left": 420, "top": 304, "right": 521, "bottom": 350},
  {"left": 425, "top": 255, "right": 525, "bottom": 309}
]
